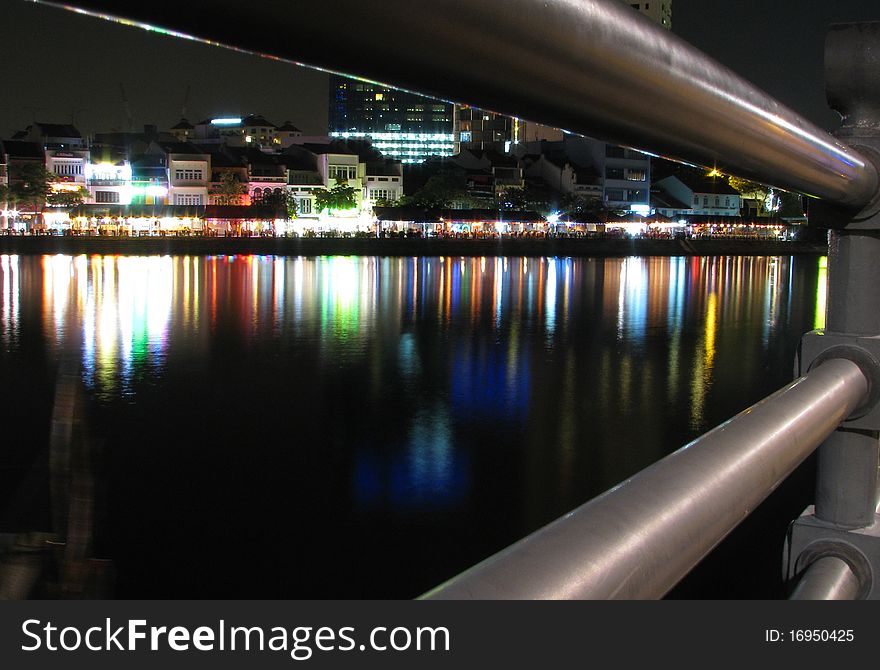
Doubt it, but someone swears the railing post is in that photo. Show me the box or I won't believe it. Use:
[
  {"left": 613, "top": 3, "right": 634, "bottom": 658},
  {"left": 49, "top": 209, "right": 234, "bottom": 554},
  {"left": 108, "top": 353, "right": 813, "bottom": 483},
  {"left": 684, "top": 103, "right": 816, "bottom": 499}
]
[{"left": 785, "top": 22, "right": 880, "bottom": 599}]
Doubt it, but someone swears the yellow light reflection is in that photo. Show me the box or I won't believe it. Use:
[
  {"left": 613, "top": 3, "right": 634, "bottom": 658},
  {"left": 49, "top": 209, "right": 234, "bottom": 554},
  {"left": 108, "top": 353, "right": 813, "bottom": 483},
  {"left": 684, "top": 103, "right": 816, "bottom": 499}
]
[
  {"left": 690, "top": 291, "right": 718, "bottom": 430},
  {"left": 815, "top": 256, "right": 827, "bottom": 330}
]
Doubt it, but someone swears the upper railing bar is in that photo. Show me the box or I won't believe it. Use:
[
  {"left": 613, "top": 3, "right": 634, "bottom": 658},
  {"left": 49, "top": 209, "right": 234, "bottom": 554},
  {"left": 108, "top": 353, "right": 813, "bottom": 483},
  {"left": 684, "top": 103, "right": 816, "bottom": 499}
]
[{"left": 41, "top": 0, "right": 880, "bottom": 210}]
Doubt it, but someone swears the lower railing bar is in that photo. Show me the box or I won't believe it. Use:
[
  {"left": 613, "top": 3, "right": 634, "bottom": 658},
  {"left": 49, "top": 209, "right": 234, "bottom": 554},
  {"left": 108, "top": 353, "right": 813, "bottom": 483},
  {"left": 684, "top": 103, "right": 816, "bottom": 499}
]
[
  {"left": 422, "top": 358, "right": 869, "bottom": 600},
  {"left": 789, "top": 488, "right": 880, "bottom": 600},
  {"left": 788, "top": 556, "right": 861, "bottom": 600}
]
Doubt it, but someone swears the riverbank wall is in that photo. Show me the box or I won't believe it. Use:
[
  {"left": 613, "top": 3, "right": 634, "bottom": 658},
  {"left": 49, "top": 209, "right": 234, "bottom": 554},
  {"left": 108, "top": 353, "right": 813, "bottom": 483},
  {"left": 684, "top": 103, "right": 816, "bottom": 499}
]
[{"left": 0, "top": 236, "right": 827, "bottom": 257}]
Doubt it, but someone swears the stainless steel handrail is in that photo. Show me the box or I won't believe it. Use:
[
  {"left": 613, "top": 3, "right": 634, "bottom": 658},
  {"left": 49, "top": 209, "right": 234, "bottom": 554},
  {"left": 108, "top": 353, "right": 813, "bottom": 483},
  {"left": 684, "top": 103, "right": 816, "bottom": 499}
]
[
  {"left": 40, "top": 0, "right": 879, "bottom": 209},
  {"left": 422, "top": 358, "right": 868, "bottom": 599},
  {"left": 789, "top": 556, "right": 861, "bottom": 600}
]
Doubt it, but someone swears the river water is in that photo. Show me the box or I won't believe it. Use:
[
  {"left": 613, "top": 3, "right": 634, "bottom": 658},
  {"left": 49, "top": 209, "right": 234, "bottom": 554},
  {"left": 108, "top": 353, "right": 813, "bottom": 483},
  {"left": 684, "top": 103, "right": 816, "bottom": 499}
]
[{"left": 0, "top": 253, "right": 826, "bottom": 598}]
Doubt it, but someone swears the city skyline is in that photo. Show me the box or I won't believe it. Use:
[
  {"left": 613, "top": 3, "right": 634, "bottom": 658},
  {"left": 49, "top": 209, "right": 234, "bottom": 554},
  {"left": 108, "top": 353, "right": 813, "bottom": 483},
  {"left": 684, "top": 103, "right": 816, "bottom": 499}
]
[{"left": 1, "top": 0, "right": 877, "bottom": 141}]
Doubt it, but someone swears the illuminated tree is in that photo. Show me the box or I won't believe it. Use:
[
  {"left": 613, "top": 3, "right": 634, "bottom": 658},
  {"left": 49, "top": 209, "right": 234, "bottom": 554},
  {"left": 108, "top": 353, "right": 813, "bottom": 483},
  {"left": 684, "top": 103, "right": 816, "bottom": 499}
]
[
  {"left": 47, "top": 186, "right": 89, "bottom": 208},
  {"left": 315, "top": 184, "right": 357, "bottom": 212},
  {"left": 0, "top": 183, "right": 16, "bottom": 228},
  {"left": 10, "top": 163, "right": 56, "bottom": 228},
  {"left": 215, "top": 172, "right": 247, "bottom": 205},
  {"left": 0, "top": 183, "right": 13, "bottom": 209},
  {"left": 727, "top": 176, "right": 775, "bottom": 217}
]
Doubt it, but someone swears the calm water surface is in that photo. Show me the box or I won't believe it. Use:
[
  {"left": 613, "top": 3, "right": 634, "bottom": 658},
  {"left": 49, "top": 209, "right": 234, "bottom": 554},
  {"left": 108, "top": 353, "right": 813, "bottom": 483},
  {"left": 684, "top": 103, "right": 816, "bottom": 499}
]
[{"left": 0, "top": 254, "right": 825, "bottom": 597}]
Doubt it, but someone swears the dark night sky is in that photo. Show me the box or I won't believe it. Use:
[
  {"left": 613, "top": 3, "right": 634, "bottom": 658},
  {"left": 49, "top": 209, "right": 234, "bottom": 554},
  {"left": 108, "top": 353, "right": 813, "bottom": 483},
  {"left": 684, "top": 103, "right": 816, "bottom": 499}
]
[{"left": 1, "top": 0, "right": 877, "bottom": 140}]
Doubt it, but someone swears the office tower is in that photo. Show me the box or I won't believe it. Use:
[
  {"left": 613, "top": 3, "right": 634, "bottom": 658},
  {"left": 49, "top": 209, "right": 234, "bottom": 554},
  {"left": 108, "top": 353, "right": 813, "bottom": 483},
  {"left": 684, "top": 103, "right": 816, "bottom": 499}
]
[{"left": 328, "top": 74, "right": 455, "bottom": 163}]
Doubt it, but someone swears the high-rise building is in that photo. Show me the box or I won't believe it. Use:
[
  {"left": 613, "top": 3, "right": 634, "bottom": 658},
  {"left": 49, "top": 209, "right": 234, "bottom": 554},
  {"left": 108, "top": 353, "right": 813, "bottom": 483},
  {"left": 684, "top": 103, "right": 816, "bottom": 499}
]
[{"left": 328, "top": 74, "right": 455, "bottom": 163}]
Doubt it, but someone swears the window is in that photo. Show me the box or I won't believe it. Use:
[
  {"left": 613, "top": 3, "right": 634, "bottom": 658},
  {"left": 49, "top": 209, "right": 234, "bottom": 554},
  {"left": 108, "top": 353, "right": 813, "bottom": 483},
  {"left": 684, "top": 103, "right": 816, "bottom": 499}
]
[
  {"left": 703, "top": 196, "right": 709, "bottom": 206},
  {"left": 377, "top": 177, "right": 388, "bottom": 182},
  {"left": 370, "top": 188, "right": 392, "bottom": 201},
  {"left": 174, "top": 168, "right": 203, "bottom": 181},
  {"left": 725, "top": 197, "right": 731, "bottom": 207},
  {"left": 626, "top": 169, "right": 646, "bottom": 181},
  {"left": 693, "top": 195, "right": 699, "bottom": 204},
  {"left": 297, "top": 197, "right": 312, "bottom": 214},
  {"left": 329, "top": 165, "right": 357, "bottom": 181},
  {"left": 606, "top": 167, "right": 625, "bottom": 180},
  {"left": 54, "top": 162, "right": 82, "bottom": 176},
  {"left": 95, "top": 191, "right": 119, "bottom": 203},
  {"left": 631, "top": 3, "right": 640, "bottom": 9},
  {"left": 174, "top": 193, "right": 203, "bottom": 206},
  {"left": 715, "top": 196, "right": 720, "bottom": 207},
  {"left": 623, "top": 189, "right": 645, "bottom": 202}
]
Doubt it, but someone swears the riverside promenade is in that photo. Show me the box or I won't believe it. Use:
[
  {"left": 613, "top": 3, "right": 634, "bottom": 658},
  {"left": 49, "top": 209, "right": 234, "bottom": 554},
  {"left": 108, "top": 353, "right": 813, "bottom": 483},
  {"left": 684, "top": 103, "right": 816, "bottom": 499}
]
[{"left": 0, "top": 235, "right": 827, "bottom": 257}]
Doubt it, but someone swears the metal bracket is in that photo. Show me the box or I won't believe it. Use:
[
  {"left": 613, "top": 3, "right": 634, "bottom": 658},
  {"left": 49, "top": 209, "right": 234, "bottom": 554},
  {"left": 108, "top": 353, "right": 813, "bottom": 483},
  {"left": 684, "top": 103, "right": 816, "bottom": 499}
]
[
  {"left": 784, "top": 507, "right": 880, "bottom": 599},
  {"left": 798, "top": 330, "right": 880, "bottom": 430}
]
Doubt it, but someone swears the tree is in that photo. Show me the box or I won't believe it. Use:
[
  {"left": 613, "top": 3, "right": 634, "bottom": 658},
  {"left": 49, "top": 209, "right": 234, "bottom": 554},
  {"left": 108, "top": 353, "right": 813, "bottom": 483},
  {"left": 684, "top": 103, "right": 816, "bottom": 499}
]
[
  {"left": 403, "top": 172, "right": 468, "bottom": 209},
  {"left": 777, "top": 191, "right": 805, "bottom": 218},
  {"left": 0, "top": 183, "right": 13, "bottom": 210},
  {"left": 0, "top": 183, "right": 15, "bottom": 228},
  {"left": 47, "top": 186, "right": 89, "bottom": 208},
  {"left": 215, "top": 172, "right": 247, "bottom": 205},
  {"left": 285, "top": 192, "right": 299, "bottom": 220},
  {"left": 315, "top": 184, "right": 357, "bottom": 213},
  {"left": 560, "top": 192, "right": 604, "bottom": 218},
  {"left": 10, "top": 163, "right": 56, "bottom": 228},
  {"left": 728, "top": 176, "right": 776, "bottom": 218}
]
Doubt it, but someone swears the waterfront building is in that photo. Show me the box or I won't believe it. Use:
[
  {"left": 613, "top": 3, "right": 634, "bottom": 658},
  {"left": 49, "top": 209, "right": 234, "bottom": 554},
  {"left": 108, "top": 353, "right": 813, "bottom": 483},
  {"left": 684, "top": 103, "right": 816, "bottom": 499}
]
[
  {"left": 328, "top": 74, "right": 455, "bottom": 163},
  {"left": 597, "top": 143, "right": 652, "bottom": 213},
  {"left": 23, "top": 122, "right": 87, "bottom": 151},
  {"left": 1, "top": 140, "right": 47, "bottom": 229},
  {"left": 514, "top": 135, "right": 651, "bottom": 214},
  {"left": 244, "top": 149, "right": 288, "bottom": 204},
  {"left": 654, "top": 170, "right": 741, "bottom": 218},
  {"left": 145, "top": 141, "right": 211, "bottom": 206},
  {"left": 129, "top": 153, "right": 169, "bottom": 206},
  {"left": 205, "top": 148, "right": 250, "bottom": 206},
  {"left": 335, "top": 138, "right": 404, "bottom": 207},
  {"left": 190, "top": 115, "right": 280, "bottom": 149},
  {"left": 274, "top": 121, "right": 304, "bottom": 148},
  {"left": 521, "top": 151, "right": 602, "bottom": 202},
  {"left": 363, "top": 160, "right": 404, "bottom": 207},
  {"left": 453, "top": 106, "right": 514, "bottom": 154},
  {"left": 86, "top": 149, "right": 133, "bottom": 206},
  {"left": 169, "top": 118, "right": 195, "bottom": 142},
  {"left": 278, "top": 146, "right": 324, "bottom": 220}
]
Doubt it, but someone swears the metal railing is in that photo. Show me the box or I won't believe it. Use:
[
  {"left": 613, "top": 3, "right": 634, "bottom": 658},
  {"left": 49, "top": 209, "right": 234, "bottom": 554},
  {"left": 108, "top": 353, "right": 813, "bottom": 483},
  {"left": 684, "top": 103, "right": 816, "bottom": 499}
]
[
  {"left": 41, "top": 0, "right": 878, "bottom": 211},
  {"left": 422, "top": 358, "right": 869, "bottom": 599},
  {"left": 43, "top": 0, "right": 880, "bottom": 599}
]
